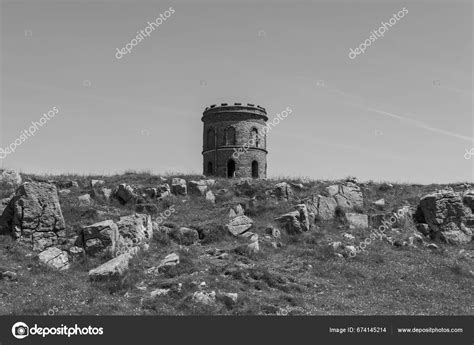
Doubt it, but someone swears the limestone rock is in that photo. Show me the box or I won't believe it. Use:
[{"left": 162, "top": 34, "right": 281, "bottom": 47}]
[
  {"left": 0, "top": 170, "right": 22, "bottom": 189},
  {"left": 169, "top": 227, "right": 199, "bottom": 245},
  {"left": 114, "top": 184, "right": 136, "bottom": 204},
  {"left": 78, "top": 194, "right": 92, "bottom": 205},
  {"left": 275, "top": 211, "right": 303, "bottom": 234},
  {"left": 0, "top": 182, "right": 65, "bottom": 251},
  {"left": 38, "top": 247, "right": 70, "bottom": 270},
  {"left": 333, "top": 182, "right": 363, "bottom": 209},
  {"left": 271, "top": 182, "right": 294, "bottom": 200},
  {"left": 91, "top": 179, "right": 105, "bottom": 187},
  {"left": 171, "top": 178, "right": 187, "bottom": 196},
  {"left": 205, "top": 190, "right": 216, "bottom": 203},
  {"left": 88, "top": 252, "right": 134, "bottom": 281},
  {"left": 157, "top": 184, "right": 171, "bottom": 198},
  {"left": 192, "top": 291, "right": 216, "bottom": 305},
  {"left": 418, "top": 190, "right": 471, "bottom": 245},
  {"left": 345, "top": 213, "right": 369, "bottom": 229},
  {"left": 374, "top": 198, "right": 385, "bottom": 206},
  {"left": 226, "top": 215, "right": 254, "bottom": 236},
  {"left": 463, "top": 190, "right": 474, "bottom": 212},
  {"left": 76, "top": 220, "right": 120, "bottom": 256},
  {"left": 115, "top": 214, "right": 152, "bottom": 252},
  {"left": 158, "top": 253, "right": 180, "bottom": 269},
  {"left": 188, "top": 180, "right": 208, "bottom": 195},
  {"left": 305, "top": 195, "right": 338, "bottom": 221},
  {"left": 229, "top": 204, "right": 245, "bottom": 218}
]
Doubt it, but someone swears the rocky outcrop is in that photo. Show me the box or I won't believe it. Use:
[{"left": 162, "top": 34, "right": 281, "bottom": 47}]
[
  {"left": 76, "top": 220, "right": 120, "bottom": 257},
  {"left": 88, "top": 249, "right": 137, "bottom": 281},
  {"left": 171, "top": 178, "right": 187, "bottom": 196},
  {"left": 188, "top": 180, "right": 208, "bottom": 196},
  {"left": 114, "top": 184, "right": 136, "bottom": 204},
  {"left": 115, "top": 214, "right": 152, "bottom": 253},
  {"left": 305, "top": 182, "right": 363, "bottom": 221},
  {"left": 274, "top": 204, "right": 310, "bottom": 234},
  {"left": 417, "top": 190, "right": 472, "bottom": 245},
  {"left": 226, "top": 215, "right": 254, "bottom": 236},
  {"left": 345, "top": 213, "right": 369, "bottom": 229},
  {"left": 269, "top": 182, "right": 294, "bottom": 200},
  {"left": 38, "top": 247, "right": 70, "bottom": 270},
  {"left": 0, "top": 182, "right": 66, "bottom": 251}
]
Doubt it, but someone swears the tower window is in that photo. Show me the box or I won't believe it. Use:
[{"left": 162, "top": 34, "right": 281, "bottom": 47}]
[
  {"left": 252, "top": 160, "right": 259, "bottom": 178},
  {"left": 207, "top": 162, "right": 213, "bottom": 175},
  {"left": 250, "top": 128, "right": 259, "bottom": 147},
  {"left": 224, "top": 127, "right": 236, "bottom": 145},
  {"left": 207, "top": 128, "right": 215, "bottom": 149}
]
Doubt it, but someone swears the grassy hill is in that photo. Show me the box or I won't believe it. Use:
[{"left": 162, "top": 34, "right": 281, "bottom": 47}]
[{"left": 0, "top": 172, "right": 472, "bottom": 315}]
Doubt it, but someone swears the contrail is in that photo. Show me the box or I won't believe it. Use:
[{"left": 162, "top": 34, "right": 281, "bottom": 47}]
[{"left": 322, "top": 86, "right": 474, "bottom": 143}]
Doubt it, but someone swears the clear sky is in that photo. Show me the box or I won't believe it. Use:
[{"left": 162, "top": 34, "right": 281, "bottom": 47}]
[{"left": 0, "top": 0, "right": 472, "bottom": 183}]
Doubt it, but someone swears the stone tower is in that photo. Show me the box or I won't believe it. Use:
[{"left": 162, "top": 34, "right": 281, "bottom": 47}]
[{"left": 202, "top": 103, "right": 268, "bottom": 178}]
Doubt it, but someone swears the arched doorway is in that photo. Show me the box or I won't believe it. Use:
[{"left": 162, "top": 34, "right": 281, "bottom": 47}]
[
  {"left": 252, "top": 161, "right": 259, "bottom": 178},
  {"left": 227, "top": 159, "right": 236, "bottom": 178},
  {"left": 207, "top": 162, "right": 213, "bottom": 175}
]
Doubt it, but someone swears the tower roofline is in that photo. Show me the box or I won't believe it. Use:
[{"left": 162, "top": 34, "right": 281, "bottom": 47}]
[{"left": 202, "top": 103, "right": 268, "bottom": 122}]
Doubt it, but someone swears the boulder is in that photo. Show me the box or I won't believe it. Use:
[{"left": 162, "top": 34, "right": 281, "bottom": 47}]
[
  {"left": 275, "top": 211, "right": 303, "bottom": 234},
  {"left": 226, "top": 215, "right": 254, "bottom": 236},
  {"left": 78, "top": 194, "right": 92, "bottom": 205},
  {"left": 0, "top": 170, "right": 22, "bottom": 189},
  {"left": 265, "top": 226, "right": 281, "bottom": 239},
  {"left": 88, "top": 251, "right": 135, "bottom": 281},
  {"left": 114, "top": 184, "right": 136, "bottom": 204},
  {"left": 345, "top": 213, "right": 369, "bottom": 229},
  {"left": 38, "top": 247, "right": 70, "bottom": 270},
  {"left": 171, "top": 178, "right": 187, "bottom": 196},
  {"left": 0, "top": 182, "right": 66, "bottom": 251},
  {"left": 463, "top": 190, "right": 474, "bottom": 212},
  {"left": 305, "top": 195, "right": 338, "bottom": 221},
  {"left": 76, "top": 220, "right": 120, "bottom": 256},
  {"left": 91, "top": 179, "right": 105, "bottom": 187},
  {"left": 333, "top": 182, "right": 363, "bottom": 209},
  {"left": 374, "top": 198, "right": 385, "bottom": 206},
  {"left": 295, "top": 204, "right": 310, "bottom": 231},
  {"left": 115, "top": 214, "right": 152, "bottom": 252},
  {"left": 158, "top": 253, "right": 180, "bottom": 269},
  {"left": 271, "top": 182, "right": 294, "bottom": 200},
  {"left": 169, "top": 227, "right": 199, "bottom": 245},
  {"left": 228, "top": 204, "right": 245, "bottom": 218},
  {"left": 188, "top": 180, "right": 208, "bottom": 195},
  {"left": 418, "top": 190, "right": 471, "bottom": 245},
  {"left": 247, "top": 234, "right": 259, "bottom": 253},
  {"left": 192, "top": 291, "right": 216, "bottom": 305},
  {"left": 205, "top": 190, "right": 216, "bottom": 203},
  {"left": 157, "top": 184, "right": 171, "bottom": 198}
]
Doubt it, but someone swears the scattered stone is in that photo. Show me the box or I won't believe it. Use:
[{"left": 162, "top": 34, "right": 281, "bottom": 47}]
[
  {"left": 343, "top": 233, "right": 355, "bottom": 241},
  {"left": 345, "top": 213, "right": 369, "bottom": 229},
  {"left": 329, "top": 241, "right": 343, "bottom": 251},
  {"left": 157, "top": 184, "right": 171, "bottom": 198},
  {"left": 228, "top": 204, "right": 245, "bottom": 218},
  {"left": 115, "top": 214, "right": 153, "bottom": 252},
  {"left": 150, "top": 289, "right": 170, "bottom": 298},
  {"left": 220, "top": 292, "right": 238, "bottom": 303},
  {"left": 88, "top": 251, "right": 134, "bottom": 281},
  {"left": 374, "top": 198, "right": 385, "bottom": 206},
  {"left": 0, "top": 182, "right": 66, "bottom": 251},
  {"left": 247, "top": 234, "right": 259, "bottom": 253},
  {"left": 325, "top": 185, "right": 339, "bottom": 197},
  {"left": 462, "top": 190, "right": 474, "bottom": 212},
  {"left": 38, "top": 247, "right": 70, "bottom": 270},
  {"left": 295, "top": 204, "right": 310, "bottom": 231},
  {"left": 226, "top": 215, "right": 254, "bottom": 236},
  {"left": 275, "top": 211, "right": 303, "bottom": 234},
  {"left": 171, "top": 178, "right": 187, "bottom": 196},
  {"left": 192, "top": 291, "right": 216, "bottom": 305},
  {"left": 76, "top": 220, "right": 120, "bottom": 256},
  {"left": 344, "top": 245, "right": 357, "bottom": 257},
  {"left": 427, "top": 243, "right": 439, "bottom": 250},
  {"left": 114, "top": 184, "right": 136, "bottom": 204},
  {"left": 333, "top": 182, "right": 364, "bottom": 209},
  {"left": 416, "top": 223, "right": 430, "bottom": 236},
  {"left": 271, "top": 182, "right": 294, "bottom": 200},
  {"left": 91, "top": 179, "right": 105, "bottom": 187},
  {"left": 58, "top": 189, "right": 71, "bottom": 196},
  {"left": 158, "top": 253, "right": 180, "bottom": 269},
  {"left": 265, "top": 226, "right": 281, "bottom": 239},
  {"left": 1, "top": 270, "right": 17, "bottom": 281},
  {"left": 205, "top": 190, "right": 216, "bottom": 203},
  {"left": 54, "top": 180, "right": 79, "bottom": 189},
  {"left": 188, "top": 180, "right": 208, "bottom": 195},
  {"left": 169, "top": 227, "right": 199, "bottom": 245},
  {"left": 78, "top": 194, "right": 92, "bottom": 205},
  {"left": 0, "top": 170, "right": 22, "bottom": 189}
]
